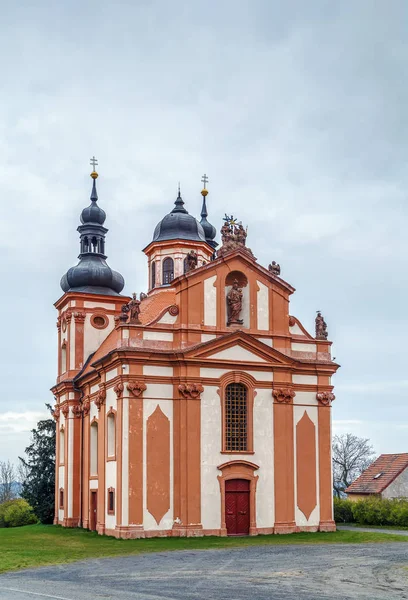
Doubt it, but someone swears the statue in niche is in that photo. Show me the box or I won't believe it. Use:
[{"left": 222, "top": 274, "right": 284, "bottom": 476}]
[
  {"left": 185, "top": 250, "right": 198, "bottom": 272},
  {"left": 268, "top": 261, "right": 281, "bottom": 276},
  {"left": 227, "top": 279, "right": 244, "bottom": 326},
  {"left": 315, "top": 311, "right": 328, "bottom": 340}
]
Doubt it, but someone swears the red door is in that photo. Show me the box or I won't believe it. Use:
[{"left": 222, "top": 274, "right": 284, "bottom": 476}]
[
  {"left": 225, "top": 479, "right": 250, "bottom": 535},
  {"left": 90, "top": 491, "right": 97, "bottom": 531}
]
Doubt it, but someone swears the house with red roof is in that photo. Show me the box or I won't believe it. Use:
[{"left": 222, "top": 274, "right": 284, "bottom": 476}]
[{"left": 346, "top": 454, "right": 408, "bottom": 501}]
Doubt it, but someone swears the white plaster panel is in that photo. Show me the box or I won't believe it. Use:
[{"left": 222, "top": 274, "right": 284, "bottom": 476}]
[
  {"left": 382, "top": 468, "right": 408, "bottom": 499},
  {"left": 294, "top": 405, "right": 320, "bottom": 527},
  {"left": 143, "top": 365, "right": 173, "bottom": 377},
  {"left": 90, "top": 479, "right": 98, "bottom": 490},
  {"left": 293, "top": 375, "right": 318, "bottom": 385},
  {"left": 69, "top": 392, "right": 75, "bottom": 400},
  {"left": 122, "top": 397, "right": 129, "bottom": 525},
  {"left": 58, "top": 509, "right": 64, "bottom": 522},
  {"left": 60, "top": 394, "right": 66, "bottom": 404},
  {"left": 157, "top": 312, "right": 178, "bottom": 325},
  {"left": 200, "top": 367, "right": 230, "bottom": 379},
  {"left": 143, "top": 331, "right": 174, "bottom": 342},
  {"left": 59, "top": 411, "right": 65, "bottom": 428},
  {"left": 256, "top": 281, "right": 269, "bottom": 331},
  {"left": 70, "top": 300, "right": 76, "bottom": 307},
  {"left": 122, "top": 328, "right": 129, "bottom": 339},
  {"left": 69, "top": 319, "right": 75, "bottom": 371},
  {"left": 84, "top": 301, "right": 116, "bottom": 310},
  {"left": 106, "top": 368, "right": 118, "bottom": 382},
  {"left": 200, "top": 385, "right": 222, "bottom": 530},
  {"left": 246, "top": 370, "right": 273, "bottom": 382},
  {"left": 58, "top": 466, "right": 64, "bottom": 490},
  {"left": 90, "top": 400, "right": 98, "bottom": 421},
  {"left": 105, "top": 460, "right": 117, "bottom": 529},
  {"left": 84, "top": 314, "right": 115, "bottom": 363},
  {"left": 201, "top": 333, "right": 216, "bottom": 343},
  {"left": 68, "top": 417, "right": 74, "bottom": 518},
  {"left": 204, "top": 275, "right": 217, "bottom": 326},
  {"left": 91, "top": 384, "right": 99, "bottom": 394},
  {"left": 253, "top": 388, "right": 274, "bottom": 527},
  {"left": 208, "top": 346, "right": 267, "bottom": 363},
  {"left": 105, "top": 386, "right": 117, "bottom": 412},
  {"left": 144, "top": 383, "right": 174, "bottom": 400},
  {"left": 290, "top": 323, "right": 305, "bottom": 336},
  {"left": 143, "top": 399, "right": 173, "bottom": 530},
  {"left": 294, "top": 391, "right": 318, "bottom": 406},
  {"left": 256, "top": 338, "right": 273, "bottom": 347},
  {"left": 292, "top": 342, "right": 317, "bottom": 353}
]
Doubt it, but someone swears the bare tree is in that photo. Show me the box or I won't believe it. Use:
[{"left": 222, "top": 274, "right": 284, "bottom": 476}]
[
  {"left": 0, "top": 460, "right": 16, "bottom": 503},
  {"left": 332, "top": 433, "right": 375, "bottom": 497}
]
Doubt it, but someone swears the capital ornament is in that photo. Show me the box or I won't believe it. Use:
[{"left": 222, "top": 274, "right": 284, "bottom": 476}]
[
  {"left": 113, "top": 382, "right": 124, "bottom": 398},
  {"left": 316, "top": 391, "right": 335, "bottom": 406},
  {"left": 272, "top": 387, "right": 296, "bottom": 404},
  {"left": 82, "top": 396, "right": 91, "bottom": 416},
  {"left": 178, "top": 383, "right": 204, "bottom": 399},
  {"left": 94, "top": 384, "right": 106, "bottom": 411},
  {"left": 53, "top": 405, "right": 60, "bottom": 421},
  {"left": 71, "top": 404, "right": 82, "bottom": 418},
  {"left": 61, "top": 404, "right": 70, "bottom": 418},
  {"left": 73, "top": 311, "right": 86, "bottom": 323},
  {"left": 127, "top": 380, "right": 147, "bottom": 398}
]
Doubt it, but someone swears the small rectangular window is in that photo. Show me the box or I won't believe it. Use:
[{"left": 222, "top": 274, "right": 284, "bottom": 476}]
[
  {"left": 59, "top": 489, "right": 64, "bottom": 509},
  {"left": 108, "top": 489, "right": 115, "bottom": 514}
]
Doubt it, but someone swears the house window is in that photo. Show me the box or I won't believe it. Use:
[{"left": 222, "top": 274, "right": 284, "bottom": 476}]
[
  {"left": 107, "top": 413, "right": 115, "bottom": 458},
  {"left": 107, "top": 488, "right": 115, "bottom": 515},
  {"left": 59, "top": 489, "right": 64, "bottom": 509},
  {"left": 90, "top": 421, "right": 98, "bottom": 476},
  {"left": 162, "top": 257, "right": 174, "bottom": 284},
  {"left": 151, "top": 261, "right": 156, "bottom": 288},
  {"left": 225, "top": 383, "right": 247, "bottom": 452}
]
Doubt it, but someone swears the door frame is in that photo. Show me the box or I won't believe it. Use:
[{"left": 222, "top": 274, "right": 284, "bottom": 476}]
[
  {"left": 217, "top": 460, "right": 259, "bottom": 536},
  {"left": 90, "top": 490, "right": 98, "bottom": 531}
]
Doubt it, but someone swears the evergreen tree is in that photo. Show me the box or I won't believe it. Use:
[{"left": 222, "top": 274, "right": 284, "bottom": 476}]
[{"left": 19, "top": 404, "right": 56, "bottom": 524}]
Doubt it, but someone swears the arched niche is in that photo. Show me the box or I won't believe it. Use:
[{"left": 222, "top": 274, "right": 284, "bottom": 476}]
[{"left": 225, "top": 270, "right": 249, "bottom": 328}]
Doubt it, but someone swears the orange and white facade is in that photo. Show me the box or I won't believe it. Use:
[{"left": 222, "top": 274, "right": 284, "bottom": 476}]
[{"left": 52, "top": 174, "right": 339, "bottom": 537}]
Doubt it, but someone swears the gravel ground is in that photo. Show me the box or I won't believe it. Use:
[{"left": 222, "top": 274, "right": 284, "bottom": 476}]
[
  {"left": 0, "top": 543, "right": 407, "bottom": 600},
  {"left": 338, "top": 525, "right": 408, "bottom": 536}
]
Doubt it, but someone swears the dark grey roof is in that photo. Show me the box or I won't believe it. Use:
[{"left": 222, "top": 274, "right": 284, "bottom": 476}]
[
  {"left": 200, "top": 194, "right": 217, "bottom": 248},
  {"left": 80, "top": 178, "right": 106, "bottom": 225},
  {"left": 152, "top": 191, "right": 206, "bottom": 243}
]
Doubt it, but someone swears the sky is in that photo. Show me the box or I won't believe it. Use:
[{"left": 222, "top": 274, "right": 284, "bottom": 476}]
[{"left": 0, "top": 0, "right": 407, "bottom": 466}]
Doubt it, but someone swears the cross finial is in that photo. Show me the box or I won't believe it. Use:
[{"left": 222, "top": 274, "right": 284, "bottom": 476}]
[
  {"left": 90, "top": 156, "right": 98, "bottom": 171},
  {"left": 201, "top": 173, "right": 209, "bottom": 189}
]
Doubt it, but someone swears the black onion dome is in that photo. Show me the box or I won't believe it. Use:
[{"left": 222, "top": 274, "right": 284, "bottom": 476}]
[
  {"left": 153, "top": 191, "right": 206, "bottom": 243},
  {"left": 199, "top": 190, "right": 218, "bottom": 249},
  {"left": 60, "top": 256, "right": 124, "bottom": 295},
  {"left": 60, "top": 172, "right": 125, "bottom": 296},
  {"left": 80, "top": 178, "right": 106, "bottom": 225}
]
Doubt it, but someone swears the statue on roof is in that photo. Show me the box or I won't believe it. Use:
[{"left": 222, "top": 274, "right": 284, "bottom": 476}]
[
  {"left": 315, "top": 311, "right": 328, "bottom": 340},
  {"left": 268, "top": 261, "right": 281, "bottom": 276},
  {"left": 185, "top": 250, "right": 198, "bottom": 272},
  {"left": 227, "top": 279, "right": 244, "bottom": 326},
  {"left": 218, "top": 215, "right": 253, "bottom": 258}
]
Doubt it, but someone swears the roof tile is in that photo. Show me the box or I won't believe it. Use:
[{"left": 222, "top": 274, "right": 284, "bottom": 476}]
[{"left": 346, "top": 453, "right": 408, "bottom": 494}]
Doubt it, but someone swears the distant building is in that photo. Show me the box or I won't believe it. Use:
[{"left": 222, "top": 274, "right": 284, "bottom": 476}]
[
  {"left": 346, "top": 454, "right": 408, "bottom": 501},
  {"left": 52, "top": 166, "right": 339, "bottom": 538}
]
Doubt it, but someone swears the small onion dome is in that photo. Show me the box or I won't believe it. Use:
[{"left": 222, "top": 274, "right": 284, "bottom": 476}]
[
  {"left": 60, "top": 255, "right": 124, "bottom": 295},
  {"left": 200, "top": 188, "right": 217, "bottom": 247},
  {"left": 152, "top": 189, "right": 206, "bottom": 243},
  {"left": 80, "top": 172, "right": 106, "bottom": 225}
]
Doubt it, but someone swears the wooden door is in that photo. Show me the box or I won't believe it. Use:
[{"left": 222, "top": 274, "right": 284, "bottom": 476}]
[
  {"left": 225, "top": 479, "right": 250, "bottom": 535},
  {"left": 90, "top": 491, "right": 97, "bottom": 531}
]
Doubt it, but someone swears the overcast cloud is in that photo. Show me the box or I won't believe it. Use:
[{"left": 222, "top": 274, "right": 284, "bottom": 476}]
[{"left": 0, "top": 1, "right": 407, "bottom": 464}]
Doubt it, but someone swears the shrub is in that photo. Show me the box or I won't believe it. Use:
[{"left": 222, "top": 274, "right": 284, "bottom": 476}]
[
  {"left": 333, "top": 497, "right": 355, "bottom": 523},
  {"left": 0, "top": 499, "right": 37, "bottom": 528}
]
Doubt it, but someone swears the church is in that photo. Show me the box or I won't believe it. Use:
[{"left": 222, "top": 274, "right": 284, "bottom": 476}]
[{"left": 52, "top": 165, "right": 339, "bottom": 537}]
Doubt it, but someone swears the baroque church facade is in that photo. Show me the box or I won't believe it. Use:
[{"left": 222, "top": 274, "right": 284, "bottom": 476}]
[{"left": 52, "top": 167, "right": 339, "bottom": 537}]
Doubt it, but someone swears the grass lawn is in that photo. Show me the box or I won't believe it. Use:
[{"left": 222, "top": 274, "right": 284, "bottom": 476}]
[{"left": 1, "top": 524, "right": 407, "bottom": 574}]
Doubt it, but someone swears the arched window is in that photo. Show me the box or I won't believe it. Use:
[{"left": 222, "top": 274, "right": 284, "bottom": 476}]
[
  {"left": 59, "top": 427, "right": 65, "bottom": 464},
  {"left": 61, "top": 344, "right": 67, "bottom": 374},
  {"left": 107, "top": 412, "right": 115, "bottom": 458},
  {"left": 162, "top": 257, "right": 174, "bottom": 284},
  {"left": 225, "top": 383, "right": 247, "bottom": 451},
  {"left": 90, "top": 421, "right": 98, "bottom": 476},
  {"left": 151, "top": 261, "right": 156, "bottom": 288}
]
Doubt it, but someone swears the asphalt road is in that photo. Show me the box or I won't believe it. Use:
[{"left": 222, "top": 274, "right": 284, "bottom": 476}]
[{"left": 0, "top": 543, "right": 407, "bottom": 600}]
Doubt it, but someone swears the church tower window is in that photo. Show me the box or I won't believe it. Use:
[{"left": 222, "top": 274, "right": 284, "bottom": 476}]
[
  {"left": 107, "top": 413, "right": 115, "bottom": 458},
  {"left": 224, "top": 383, "right": 248, "bottom": 452},
  {"left": 151, "top": 261, "right": 156, "bottom": 288},
  {"left": 90, "top": 421, "right": 98, "bottom": 476},
  {"left": 162, "top": 257, "right": 174, "bottom": 284}
]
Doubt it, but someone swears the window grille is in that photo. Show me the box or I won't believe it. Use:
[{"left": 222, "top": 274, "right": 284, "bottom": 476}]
[
  {"left": 162, "top": 257, "right": 174, "bottom": 284},
  {"left": 225, "top": 383, "right": 247, "bottom": 451}
]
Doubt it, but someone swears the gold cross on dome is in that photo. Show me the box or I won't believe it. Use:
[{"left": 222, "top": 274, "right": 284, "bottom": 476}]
[
  {"left": 90, "top": 156, "right": 98, "bottom": 171},
  {"left": 201, "top": 173, "right": 209, "bottom": 189}
]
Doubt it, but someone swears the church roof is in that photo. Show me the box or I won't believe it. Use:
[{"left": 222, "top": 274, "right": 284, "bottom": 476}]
[
  {"left": 346, "top": 454, "right": 408, "bottom": 495},
  {"left": 152, "top": 190, "right": 207, "bottom": 244}
]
